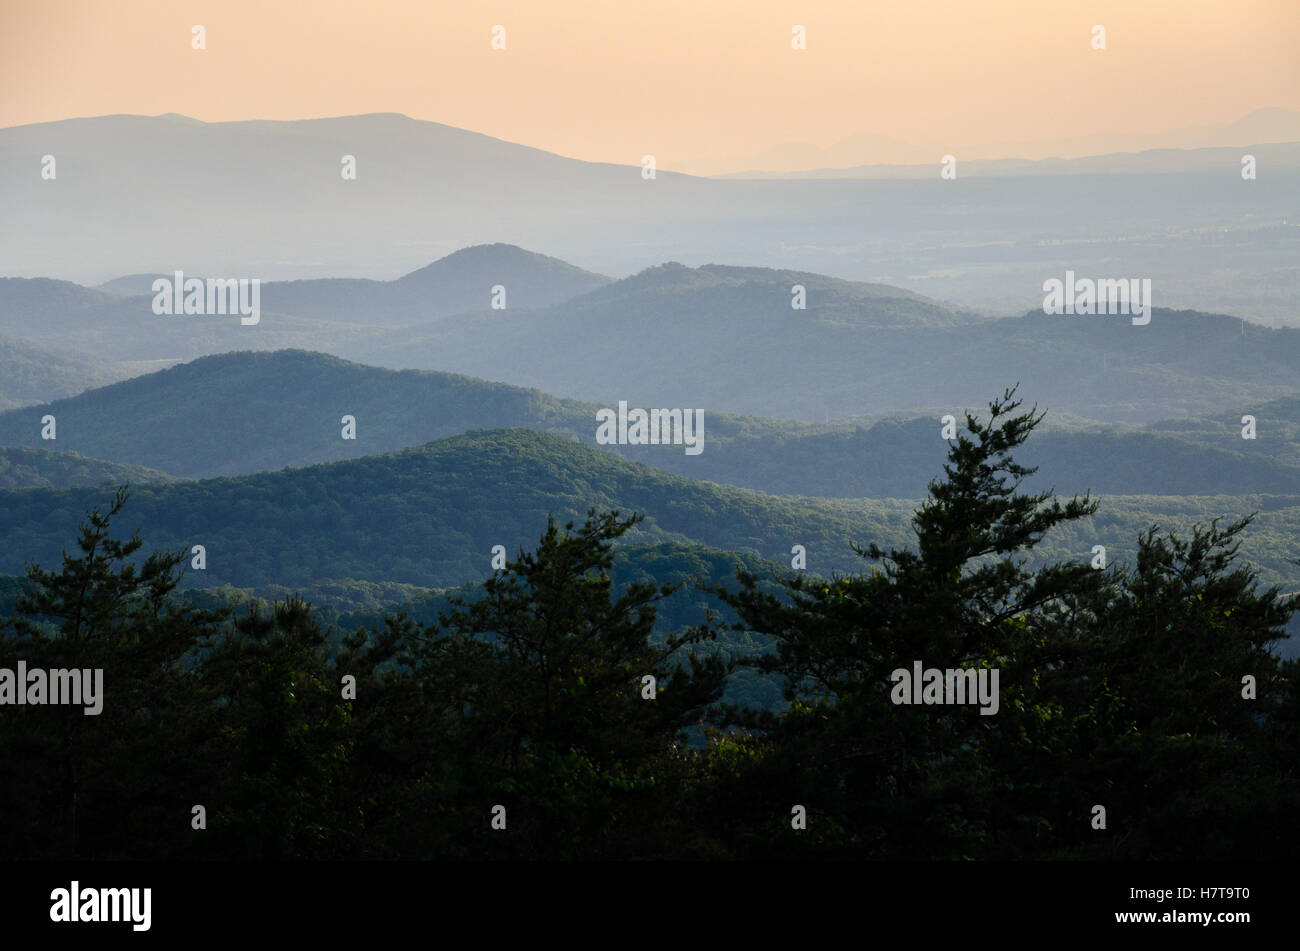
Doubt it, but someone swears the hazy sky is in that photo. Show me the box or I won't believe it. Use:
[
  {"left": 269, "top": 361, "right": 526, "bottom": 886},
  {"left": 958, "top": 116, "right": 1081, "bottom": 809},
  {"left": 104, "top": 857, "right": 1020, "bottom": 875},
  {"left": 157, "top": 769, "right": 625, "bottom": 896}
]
[{"left": 2, "top": 0, "right": 1297, "bottom": 173}]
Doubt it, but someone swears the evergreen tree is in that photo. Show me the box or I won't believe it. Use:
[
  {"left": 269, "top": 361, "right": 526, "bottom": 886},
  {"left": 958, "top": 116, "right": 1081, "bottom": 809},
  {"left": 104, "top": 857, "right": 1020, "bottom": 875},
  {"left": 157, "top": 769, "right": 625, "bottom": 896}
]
[
  {"left": 713, "top": 389, "right": 1300, "bottom": 858},
  {"left": 711, "top": 390, "right": 1108, "bottom": 857},
  {"left": 404, "top": 510, "right": 728, "bottom": 858},
  {"left": 0, "top": 486, "right": 224, "bottom": 859},
  {"left": 1040, "top": 516, "right": 1299, "bottom": 858}
]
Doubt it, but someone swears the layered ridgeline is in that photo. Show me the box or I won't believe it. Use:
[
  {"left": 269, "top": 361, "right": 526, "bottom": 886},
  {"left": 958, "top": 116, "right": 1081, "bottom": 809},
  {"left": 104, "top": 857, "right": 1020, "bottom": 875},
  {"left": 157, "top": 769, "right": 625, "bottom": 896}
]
[
  {"left": 2, "top": 350, "right": 1299, "bottom": 500},
  {"left": 0, "top": 244, "right": 609, "bottom": 369},
  {"left": 0, "top": 428, "right": 915, "bottom": 589},
  {"left": 0, "top": 351, "right": 598, "bottom": 478},
  {"left": 93, "top": 243, "right": 611, "bottom": 322},
  {"left": 4, "top": 246, "right": 1298, "bottom": 424},
  {"left": 351, "top": 269, "right": 1300, "bottom": 423},
  {"left": 3, "top": 113, "right": 1294, "bottom": 323},
  {"left": 1, "top": 425, "right": 1298, "bottom": 614}
]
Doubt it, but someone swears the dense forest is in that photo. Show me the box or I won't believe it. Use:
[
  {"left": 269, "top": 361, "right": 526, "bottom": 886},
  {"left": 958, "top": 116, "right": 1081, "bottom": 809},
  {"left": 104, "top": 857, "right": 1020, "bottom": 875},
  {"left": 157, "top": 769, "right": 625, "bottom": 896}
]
[
  {"left": 4, "top": 422, "right": 1300, "bottom": 646},
  {"left": 3, "top": 390, "right": 1295, "bottom": 860}
]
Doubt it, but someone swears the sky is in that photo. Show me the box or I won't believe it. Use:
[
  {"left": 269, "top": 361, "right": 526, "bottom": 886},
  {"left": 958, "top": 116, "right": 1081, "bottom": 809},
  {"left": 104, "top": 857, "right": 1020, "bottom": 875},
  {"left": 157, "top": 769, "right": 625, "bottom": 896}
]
[{"left": 1, "top": 0, "right": 1297, "bottom": 174}]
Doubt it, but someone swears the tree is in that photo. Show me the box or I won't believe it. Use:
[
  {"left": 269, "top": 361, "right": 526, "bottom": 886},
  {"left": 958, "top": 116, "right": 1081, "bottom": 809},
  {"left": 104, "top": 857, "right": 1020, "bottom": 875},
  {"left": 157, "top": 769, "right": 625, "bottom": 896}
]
[
  {"left": 710, "top": 389, "right": 1110, "bottom": 858},
  {"left": 403, "top": 509, "right": 728, "bottom": 858},
  {"left": 712, "top": 388, "right": 1300, "bottom": 859},
  {"left": 1040, "top": 516, "right": 1299, "bottom": 858},
  {"left": 1, "top": 486, "right": 224, "bottom": 859},
  {"left": 194, "top": 595, "right": 406, "bottom": 860}
]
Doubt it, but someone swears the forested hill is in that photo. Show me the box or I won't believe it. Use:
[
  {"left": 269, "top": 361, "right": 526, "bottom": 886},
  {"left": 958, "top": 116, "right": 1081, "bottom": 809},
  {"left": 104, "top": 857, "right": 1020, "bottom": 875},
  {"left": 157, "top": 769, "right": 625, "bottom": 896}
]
[
  {"left": 2, "top": 426, "right": 1298, "bottom": 641},
  {"left": 3, "top": 349, "right": 1299, "bottom": 500},
  {"left": 0, "top": 446, "right": 177, "bottom": 489},
  {"left": 0, "top": 429, "right": 914, "bottom": 589},
  {"left": 0, "top": 350, "right": 596, "bottom": 478}
]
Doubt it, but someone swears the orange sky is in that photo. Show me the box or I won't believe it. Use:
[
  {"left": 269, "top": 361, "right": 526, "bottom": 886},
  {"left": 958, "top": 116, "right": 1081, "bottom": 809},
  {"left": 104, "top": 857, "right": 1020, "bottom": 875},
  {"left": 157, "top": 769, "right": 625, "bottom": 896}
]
[{"left": 2, "top": 0, "right": 1297, "bottom": 173}]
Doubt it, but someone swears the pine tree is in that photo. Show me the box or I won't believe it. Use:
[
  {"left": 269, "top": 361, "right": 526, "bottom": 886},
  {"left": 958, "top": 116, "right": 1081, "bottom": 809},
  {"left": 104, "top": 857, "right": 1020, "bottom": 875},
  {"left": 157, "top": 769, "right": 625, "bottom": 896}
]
[
  {"left": 1, "top": 486, "right": 224, "bottom": 858},
  {"left": 712, "top": 389, "right": 1105, "bottom": 858},
  {"left": 1044, "top": 516, "right": 1299, "bottom": 858},
  {"left": 405, "top": 509, "right": 728, "bottom": 858}
]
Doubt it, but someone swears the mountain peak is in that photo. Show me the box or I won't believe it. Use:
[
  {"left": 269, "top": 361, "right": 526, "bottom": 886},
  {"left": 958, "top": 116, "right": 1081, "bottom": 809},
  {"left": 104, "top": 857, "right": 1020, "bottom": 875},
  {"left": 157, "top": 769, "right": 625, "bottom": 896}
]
[
  {"left": 393, "top": 244, "right": 610, "bottom": 309},
  {"left": 153, "top": 112, "right": 204, "bottom": 123}
]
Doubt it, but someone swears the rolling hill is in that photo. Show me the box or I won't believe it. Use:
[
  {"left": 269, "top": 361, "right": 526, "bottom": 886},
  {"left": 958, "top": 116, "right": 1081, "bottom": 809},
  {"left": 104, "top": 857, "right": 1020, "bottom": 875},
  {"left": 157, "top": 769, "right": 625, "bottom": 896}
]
[
  {"left": 2, "top": 349, "right": 1297, "bottom": 500},
  {"left": 0, "top": 350, "right": 596, "bottom": 478},
  {"left": 0, "top": 427, "right": 1295, "bottom": 656},
  {"left": 0, "top": 429, "right": 917, "bottom": 589},
  {"left": 352, "top": 274, "right": 1300, "bottom": 423},
  {"left": 0, "top": 447, "right": 177, "bottom": 490},
  {"left": 0, "top": 334, "right": 136, "bottom": 410},
  {"left": 8, "top": 248, "right": 1298, "bottom": 424},
  {"left": 94, "top": 244, "right": 610, "bottom": 323},
  {"left": 0, "top": 277, "right": 357, "bottom": 365},
  {"left": 0, "top": 244, "right": 610, "bottom": 365}
]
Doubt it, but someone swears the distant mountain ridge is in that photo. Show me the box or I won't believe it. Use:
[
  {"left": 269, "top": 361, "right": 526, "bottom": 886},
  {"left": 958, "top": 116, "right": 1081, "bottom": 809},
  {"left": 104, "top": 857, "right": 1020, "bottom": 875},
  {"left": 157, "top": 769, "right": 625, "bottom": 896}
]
[
  {"left": 0, "top": 243, "right": 615, "bottom": 368},
  {"left": 4, "top": 243, "right": 1299, "bottom": 426},
  {"left": 93, "top": 244, "right": 611, "bottom": 322},
  {"left": 2, "top": 113, "right": 1293, "bottom": 325},
  {"left": 709, "top": 107, "right": 1300, "bottom": 177},
  {"left": 353, "top": 285, "right": 1300, "bottom": 422},
  {"left": 717, "top": 141, "right": 1300, "bottom": 180}
]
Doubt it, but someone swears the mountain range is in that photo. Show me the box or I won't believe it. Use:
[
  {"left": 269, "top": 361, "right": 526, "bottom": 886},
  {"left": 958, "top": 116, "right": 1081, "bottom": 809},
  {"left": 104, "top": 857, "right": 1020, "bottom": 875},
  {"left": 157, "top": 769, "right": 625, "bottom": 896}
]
[
  {"left": 718, "top": 141, "right": 1300, "bottom": 180},
  {"left": 1, "top": 423, "right": 1295, "bottom": 655},
  {"left": 3, "top": 244, "right": 1298, "bottom": 422},
  {"left": 711, "top": 108, "right": 1300, "bottom": 177},
  {"left": 1, "top": 349, "right": 1299, "bottom": 501},
  {"left": 2, "top": 114, "right": 1294, "bottom": 321}
]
